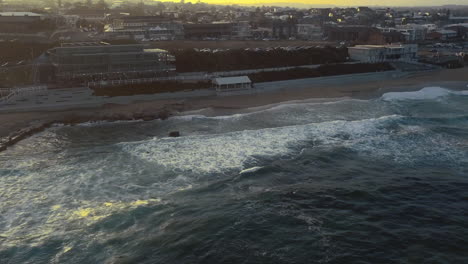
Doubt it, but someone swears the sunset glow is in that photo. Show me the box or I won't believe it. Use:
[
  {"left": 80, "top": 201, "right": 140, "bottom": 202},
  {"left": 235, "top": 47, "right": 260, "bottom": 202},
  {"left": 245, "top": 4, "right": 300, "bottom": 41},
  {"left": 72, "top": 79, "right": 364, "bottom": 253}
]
[{"left": 158, "top": 0, "right": 467, "bottom": 7}]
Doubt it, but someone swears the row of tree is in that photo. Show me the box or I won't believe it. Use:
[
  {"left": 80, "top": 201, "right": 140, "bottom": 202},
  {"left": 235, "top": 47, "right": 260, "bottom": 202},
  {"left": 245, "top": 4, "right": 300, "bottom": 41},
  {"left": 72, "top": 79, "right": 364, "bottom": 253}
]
[
  {"left": 248, "top": 63, "right": 394, "bottom": 83},
  {"left": 172, "top": 47, "right": 349, "bottom": 72}
]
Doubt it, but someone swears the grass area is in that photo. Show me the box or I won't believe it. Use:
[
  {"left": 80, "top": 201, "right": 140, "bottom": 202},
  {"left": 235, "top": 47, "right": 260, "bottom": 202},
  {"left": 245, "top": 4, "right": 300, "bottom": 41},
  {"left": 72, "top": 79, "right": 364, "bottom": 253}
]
[{"left": 91, "top": 81, "right": 211, "bottom": 97}]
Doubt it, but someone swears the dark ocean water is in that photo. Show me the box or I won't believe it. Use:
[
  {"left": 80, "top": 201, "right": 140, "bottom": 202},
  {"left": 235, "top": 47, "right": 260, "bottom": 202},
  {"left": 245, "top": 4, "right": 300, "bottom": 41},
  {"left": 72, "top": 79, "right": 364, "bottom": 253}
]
[{"left": 0, "top": 87, "right": 468, "bottom": 264}]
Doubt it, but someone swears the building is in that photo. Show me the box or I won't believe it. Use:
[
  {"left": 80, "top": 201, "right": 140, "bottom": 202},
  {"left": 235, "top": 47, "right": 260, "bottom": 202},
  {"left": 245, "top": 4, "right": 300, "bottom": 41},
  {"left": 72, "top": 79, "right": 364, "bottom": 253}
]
[
  {"left": 48, "top": 42, "right": 175, "bottom": 81},
  {"left": 426, "top": 30, "right": 458, "bottom": 41},
  {"left": 396, "top": 24, "right": 427, "bottom": 42},
  {"left": 66, "top": 10, "right": 106, "bottom": 22},
  {"left": 296, "top": 24, "right": 322, "bottom": 40},
  {"left": 104, "top": 26, "right": 177, "bottom": 41},
  {"left": 0, "top": 12, "right": 43, "bottom": 33},
  {"left": 449, "top": 16, "right": 468, "bottom": 24},
  {"left": 112, "top": 16, "right": 182, "bottom": 34},
  {"left": 272, "top": 20, "right": 297, "bottom": 39},
  {"left": 324, "top": 25, "right": 380, "bottom": 43},
  {"left": 444, "top": 24, "right": 468, "bottom": 39},
  {"left": 213, "top": 76, "right": 252, "bottom": 92},
  {"left": 184, "top": 23, "right": 233, "bottom": 40},
  {"left": 348, "top": 44, "right": 418, "bottom": 63},
  {"left": 232, "top": 21, "right": 252, "bottom": 40},
  {"left": 107, "top": 16, "right": 184, "bottom": 40},
  {"left": 63, "top": 15, "right": 80, "bottom": 28}
]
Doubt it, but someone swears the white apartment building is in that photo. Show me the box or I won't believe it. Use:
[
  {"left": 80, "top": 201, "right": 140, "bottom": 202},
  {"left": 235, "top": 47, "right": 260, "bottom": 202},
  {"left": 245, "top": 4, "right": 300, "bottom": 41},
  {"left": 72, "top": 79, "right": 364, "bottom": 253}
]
[
  {"left": 396, "top": 24, "right": 427, "bottom": 42},
  {"left": 348, "top": 44, "right": 418, "bottom": 63}
]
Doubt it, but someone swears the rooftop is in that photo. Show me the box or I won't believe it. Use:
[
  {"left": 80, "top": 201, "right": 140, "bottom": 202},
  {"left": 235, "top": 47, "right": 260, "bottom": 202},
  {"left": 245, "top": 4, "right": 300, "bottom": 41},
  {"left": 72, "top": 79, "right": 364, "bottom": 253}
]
[
  {"left": 214, "top": 76, "right": 251, "bottom": 86},
  {"left": 349, "top": 44, "right": 412, "bottom": 50},
  {"left": 60, "top": 42, "right": 111, "bottom": 47},
  {"left": 0, "top": 12, "right": 43, "bottom": 17},
  {"left": 436, "top": 30, "right": 458, "bottom": 34}
]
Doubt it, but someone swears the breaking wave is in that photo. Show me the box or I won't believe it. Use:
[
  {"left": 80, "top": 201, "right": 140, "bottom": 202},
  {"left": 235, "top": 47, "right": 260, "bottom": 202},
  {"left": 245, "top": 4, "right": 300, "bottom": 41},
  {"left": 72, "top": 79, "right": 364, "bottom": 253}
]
[
  {"left": 121, "top": 114, "right": 466, "bottom": 174},
  {"left": 381, "top": 87, "right": 468, "bottom": 101}
]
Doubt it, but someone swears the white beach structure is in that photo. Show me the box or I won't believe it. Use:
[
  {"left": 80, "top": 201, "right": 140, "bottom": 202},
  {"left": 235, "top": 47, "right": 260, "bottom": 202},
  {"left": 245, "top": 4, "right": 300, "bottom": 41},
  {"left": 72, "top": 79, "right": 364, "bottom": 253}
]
[{"left": 213, "top": 76, "right": 252, "bottom": 93}]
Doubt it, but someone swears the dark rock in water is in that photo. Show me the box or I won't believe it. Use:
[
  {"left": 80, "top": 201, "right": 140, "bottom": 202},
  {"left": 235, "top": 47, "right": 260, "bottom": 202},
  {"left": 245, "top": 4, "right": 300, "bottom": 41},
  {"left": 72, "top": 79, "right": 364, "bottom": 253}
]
[{"left": 169, "top": 131, "right": 180, "bottom": 137}]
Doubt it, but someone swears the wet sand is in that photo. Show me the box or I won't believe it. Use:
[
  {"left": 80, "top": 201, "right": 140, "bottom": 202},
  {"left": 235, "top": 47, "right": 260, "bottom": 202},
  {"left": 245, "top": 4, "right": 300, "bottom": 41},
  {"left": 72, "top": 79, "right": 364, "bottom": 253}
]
[{"left": 0, "top": 67, "right": 467, "bottom": 151}]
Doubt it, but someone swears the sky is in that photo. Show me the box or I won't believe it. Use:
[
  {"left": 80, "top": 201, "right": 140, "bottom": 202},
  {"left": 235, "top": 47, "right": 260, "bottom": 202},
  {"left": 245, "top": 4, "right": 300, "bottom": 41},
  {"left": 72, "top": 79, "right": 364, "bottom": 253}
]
[{"left": 163, "top": 0, "right": 468, "bottom": 7}]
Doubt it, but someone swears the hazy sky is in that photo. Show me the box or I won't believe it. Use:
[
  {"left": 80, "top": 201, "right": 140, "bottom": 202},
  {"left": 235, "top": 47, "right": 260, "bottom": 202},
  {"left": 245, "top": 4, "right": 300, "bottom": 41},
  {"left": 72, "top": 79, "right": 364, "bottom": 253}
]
[{"left": 168, "top": 0, "right": 467, "bottom": 7}]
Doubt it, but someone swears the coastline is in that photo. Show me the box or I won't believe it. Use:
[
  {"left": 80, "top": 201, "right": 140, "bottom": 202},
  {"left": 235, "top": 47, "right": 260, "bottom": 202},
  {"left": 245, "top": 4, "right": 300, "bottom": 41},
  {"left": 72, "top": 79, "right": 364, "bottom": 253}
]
[{"left": 1, "top": 67, "right": 467, "bottom": 152}]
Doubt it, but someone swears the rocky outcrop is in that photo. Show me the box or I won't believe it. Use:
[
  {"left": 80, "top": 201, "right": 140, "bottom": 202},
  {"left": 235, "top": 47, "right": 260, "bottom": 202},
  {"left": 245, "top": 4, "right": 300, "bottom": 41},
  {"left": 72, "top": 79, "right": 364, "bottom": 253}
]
[
  {"left": 0, "top": 108, "right": 176, "bottom": 152},
  {"left": 168, "top": 131, "right": 180, "bottom": 137}
]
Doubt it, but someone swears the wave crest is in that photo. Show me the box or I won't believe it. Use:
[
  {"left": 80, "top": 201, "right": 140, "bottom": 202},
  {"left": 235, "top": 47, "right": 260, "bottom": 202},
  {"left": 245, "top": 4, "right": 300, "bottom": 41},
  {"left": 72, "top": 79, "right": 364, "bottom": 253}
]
[{"left": 381, "top": 87, "right": 468, "bottom": 101}]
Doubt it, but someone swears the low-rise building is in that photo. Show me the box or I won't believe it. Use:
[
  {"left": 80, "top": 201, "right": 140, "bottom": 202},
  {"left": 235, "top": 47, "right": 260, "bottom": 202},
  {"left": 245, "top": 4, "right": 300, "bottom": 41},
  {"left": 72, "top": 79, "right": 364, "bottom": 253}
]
[
  {"left": 48, "top": 42, "right": 175, "bottom": 81},
  {"left": 296, "top": 24, "right": 322, "bottom": 40},
  {"left": 348, "top": 44, "right": 418, "bottom": 63},
  {"left": 67, "top": 10, "right": 106, "bottom": 22},
  {"left": 0, "top": 12, "right": 44, "bottom": 33},
  {"left": 184, "top": 23, "right": 233, "bottom": 40},
  {"left": 449, "top": 16, "right": 468, "bottom": 24},
  {"left": 426, "top": 30, "right": 458, "bottom": 41},
  {"left": 109, "top": 16, "right": 184, "bottom": 40},
  {"left": 104, "top": 26, "right": 176, "bottom": 41},
  {"left": 324, "top": 25, "right": 380, "bottom": 43},
  {"left": 396, "top": 24, "right": 427, "bottom": 42}
]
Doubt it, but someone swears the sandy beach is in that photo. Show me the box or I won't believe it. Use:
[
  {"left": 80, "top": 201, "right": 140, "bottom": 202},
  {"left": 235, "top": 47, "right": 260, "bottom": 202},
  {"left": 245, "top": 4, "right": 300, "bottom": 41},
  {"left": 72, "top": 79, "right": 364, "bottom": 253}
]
[{"left": 1, "top": 67, "right": 467, "bottom": 151}]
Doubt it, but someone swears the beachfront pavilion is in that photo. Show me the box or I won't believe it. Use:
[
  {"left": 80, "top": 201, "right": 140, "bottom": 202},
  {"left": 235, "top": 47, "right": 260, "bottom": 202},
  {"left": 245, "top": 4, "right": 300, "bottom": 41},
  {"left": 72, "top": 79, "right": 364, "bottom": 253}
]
[{"left": 213, "top": 76, "right": 252, "bottom": 92}]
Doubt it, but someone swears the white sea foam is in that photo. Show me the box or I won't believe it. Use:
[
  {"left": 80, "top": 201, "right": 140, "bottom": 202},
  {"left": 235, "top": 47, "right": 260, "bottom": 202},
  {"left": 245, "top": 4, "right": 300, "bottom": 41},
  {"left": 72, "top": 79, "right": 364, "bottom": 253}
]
[
  {"left": 122, "top": 111, "right": 467, "bottom": 174},
  {"left": 171, "top": 98, "right": 364, "bottom": 122},
  {"left": 381, "top": 87, "right": 468, "bottom": 101},
  {"left": 121, "top": 115, "right": 403, "bottom": 174},
  {"left": 239, "top": 166, "right": 264, "bottom": 175}
]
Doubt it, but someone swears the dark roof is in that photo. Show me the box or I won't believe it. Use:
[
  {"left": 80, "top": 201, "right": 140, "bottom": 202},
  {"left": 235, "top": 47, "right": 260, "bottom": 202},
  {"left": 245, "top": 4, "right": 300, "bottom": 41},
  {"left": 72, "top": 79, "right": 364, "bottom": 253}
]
[{"left": 60, "top": 42, "right": 110, "bottom": 47}]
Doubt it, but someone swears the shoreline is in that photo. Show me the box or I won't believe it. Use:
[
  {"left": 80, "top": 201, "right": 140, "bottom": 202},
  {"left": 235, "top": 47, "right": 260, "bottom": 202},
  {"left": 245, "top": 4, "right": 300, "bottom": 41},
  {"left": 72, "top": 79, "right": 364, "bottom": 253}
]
[{"left": 1, "top": 67, "right": 467, "bottom": 152}]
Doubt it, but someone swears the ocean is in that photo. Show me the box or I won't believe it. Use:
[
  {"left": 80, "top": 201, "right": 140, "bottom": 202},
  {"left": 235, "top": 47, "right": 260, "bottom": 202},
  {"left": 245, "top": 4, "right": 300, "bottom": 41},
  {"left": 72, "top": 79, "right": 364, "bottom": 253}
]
[{"left": 1, "top": 87, "right": 467, "bottom": 263}]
